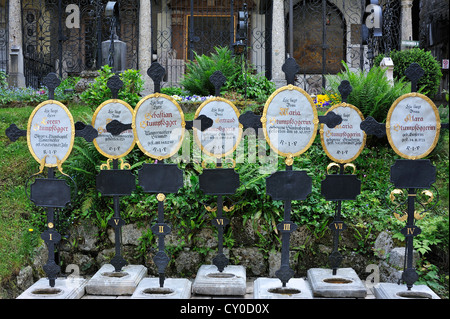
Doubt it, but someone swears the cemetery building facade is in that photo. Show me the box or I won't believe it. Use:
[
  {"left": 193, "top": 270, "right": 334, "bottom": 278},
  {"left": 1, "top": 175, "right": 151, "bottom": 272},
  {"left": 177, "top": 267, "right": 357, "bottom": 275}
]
[{"left": 0, "top": 0, "right": 427, "bottom": 92}]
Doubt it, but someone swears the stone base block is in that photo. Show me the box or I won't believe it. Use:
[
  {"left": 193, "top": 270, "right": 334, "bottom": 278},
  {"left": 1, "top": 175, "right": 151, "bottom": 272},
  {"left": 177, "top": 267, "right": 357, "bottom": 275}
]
[
  {"left": 307, "top": 268, "right": 367, "bottom": 298},
  {"left": 373, "top": 282, "right": 440, "bottom": 299},
  {"left": 17, "top": 277, "right": 87, "bottom": 299},
  {"left": 192, "top": 265, "right": 246, "bottom": 296},
  {"left": 131, "top": 278, "right": 192, "bottom": 299},
  {"left": 253, "top": 278, "right": 313, "bottom": 299},
  {"left": 85, "top": 264, "right": 147, "bottom": 295}
]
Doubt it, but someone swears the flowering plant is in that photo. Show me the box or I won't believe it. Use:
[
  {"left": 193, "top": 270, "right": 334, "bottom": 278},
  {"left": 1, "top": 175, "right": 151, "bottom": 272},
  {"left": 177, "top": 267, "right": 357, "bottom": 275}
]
[
  {"left": 314, "top": 94, "right": 331, "bottom": 108},
  {"left": 171, "top": 94, "right": 214, "bottom": 103}
]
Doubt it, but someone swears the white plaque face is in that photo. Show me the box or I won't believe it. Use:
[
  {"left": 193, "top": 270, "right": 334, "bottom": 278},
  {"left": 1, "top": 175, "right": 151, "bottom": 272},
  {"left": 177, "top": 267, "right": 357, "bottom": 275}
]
[
  {"left": 193, "top": 97, "right": 242, "bottom": 158},
  {"left": 387, "top": 93, "right": 440, "bottom": 159},
  {"left": 262, "top": 85, "right": 318, "bottom": 157},
  {"left": 27, "top": 101, "right": 75, "bottom": 167},
  {"left": 133, "top": 93, "right": 185, "bottom": 159},
  {"left": 320, "top": 104, "right": 366, "bottom": 163},
  {"left": 92, "top": 100, "right": 135, "bottom": 159}
]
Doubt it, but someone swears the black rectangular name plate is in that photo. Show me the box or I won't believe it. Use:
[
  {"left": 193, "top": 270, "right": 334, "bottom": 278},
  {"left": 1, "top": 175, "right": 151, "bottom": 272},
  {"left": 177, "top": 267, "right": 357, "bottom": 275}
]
[
  {"left": 266, "top": 170, "right": 312, "bottom": 201},
  {"left": 138, "top": 163, "right": 183, "bottom": 194},
  {"left": 321, "top": 174, "right": 361, "bottom": 201},
  {"left": 199, "top": 169, "right": 240, "bottom": 195},
  {"left": 390, "top": 159, "right": 436, "bottom": 189},
  {"left": 96, "top": 169, "right": 136, "bottom": 196},
  {"left": 30, "top": 178, "right": 71, "bottom": 208}
]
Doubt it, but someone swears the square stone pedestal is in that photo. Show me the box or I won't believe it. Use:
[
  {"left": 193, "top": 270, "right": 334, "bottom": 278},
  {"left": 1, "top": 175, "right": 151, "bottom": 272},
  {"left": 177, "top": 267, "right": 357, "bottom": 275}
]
[
  {"left": 307, "top": 268, "right": 367, "bottom": 298},
  {"left": 253, "top": 278, "right": 313, "bottom": 299},
  {"left": 85, "top": 264, "right": 147, "bottom": 296},
  {"left": 17, "top": 277, "right": 87, "bottom": 299},
  {"left": 131, "top": 278, "right": 192, "bottom": 299},
  {"left": 192, "top": 265, "right": 246, "bottom": 296},
  {"left": 373, "top": 283, "right": 440, "bottom": 299}
]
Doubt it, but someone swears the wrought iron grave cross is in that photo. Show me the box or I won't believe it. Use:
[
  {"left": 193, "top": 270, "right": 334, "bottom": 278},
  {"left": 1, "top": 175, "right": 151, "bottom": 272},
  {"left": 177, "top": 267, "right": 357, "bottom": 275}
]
[{"left": 5, "top": 73, "right": 97, "bottom": 287}]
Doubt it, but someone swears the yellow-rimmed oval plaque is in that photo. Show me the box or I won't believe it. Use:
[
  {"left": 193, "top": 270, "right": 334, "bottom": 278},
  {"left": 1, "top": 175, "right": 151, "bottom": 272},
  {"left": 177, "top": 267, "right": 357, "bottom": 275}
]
[
  {"left": 92, "top": 99, "right": 135, "bottom": 159},
  {"left": 27, "top": 100, "right": 75, "bottom": 167},
  {"left": 261, "top": 85, "right": 318, "bottom": 159},
  {"left": 320, "top": 103, "right": 366, "bottom": 164},
  {"left": 386, "top": 93, "right": 440, "bottom": 160},
  {"left": 133, "top": 93, "right": 185, "bottom": 160},
  {"left": 193, "top": 97, "right": 243, "bottom": 158}
]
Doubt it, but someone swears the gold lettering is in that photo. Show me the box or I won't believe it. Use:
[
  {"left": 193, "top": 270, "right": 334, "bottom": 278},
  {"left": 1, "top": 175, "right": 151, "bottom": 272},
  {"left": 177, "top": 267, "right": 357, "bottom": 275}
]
[
  {"left": 114, "top": 219, "right": 119, "bottom": 226},
  {"left": 283, "top": 223, "right": 290, "bottom": 231},
  {"left": 334, "top": 223, "right": 343, "bottom": 230},
  {"left": 407, "top": 227, "right": 414, "bottom": 235},
  {"left": 217, "top": 219, "right": 224, "bottom": 225},
  {"left": 279, "top": 107, "right": 289, "bottom": 116},
  {"left": 49, "top": 233, "right": 53, "bottom": 241},
  {"left": 159, "top": 226, "right": 164, "bottom": 233}
]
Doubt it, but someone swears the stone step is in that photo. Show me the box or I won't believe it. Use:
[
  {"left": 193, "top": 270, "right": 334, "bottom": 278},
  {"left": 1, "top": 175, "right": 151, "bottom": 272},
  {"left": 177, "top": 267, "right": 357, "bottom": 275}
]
[{"left": 18, "top": 266, "right": 440, "bottom": 299}]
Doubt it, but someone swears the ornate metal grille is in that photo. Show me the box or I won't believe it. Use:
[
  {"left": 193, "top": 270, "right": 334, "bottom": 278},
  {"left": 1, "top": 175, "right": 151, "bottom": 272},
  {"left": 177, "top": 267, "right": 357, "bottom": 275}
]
[
  {"left": 21, "top": 0, "right": 139, "bottom": 88},
  {"left": 285, "top": 0, "right": 401, "bottom": 93},
  {"left": 0, "top": 0, "right": 8, "bottom": 73},
  {"left": 152, "top": 0, "right": 271, "bottom": 87}
]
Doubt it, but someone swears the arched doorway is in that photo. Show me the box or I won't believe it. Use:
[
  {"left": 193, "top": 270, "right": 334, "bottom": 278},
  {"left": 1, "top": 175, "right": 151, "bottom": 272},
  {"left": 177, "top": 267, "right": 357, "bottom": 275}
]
[{"left": 286, "top": 0, "right": 346, "bottom": 93}]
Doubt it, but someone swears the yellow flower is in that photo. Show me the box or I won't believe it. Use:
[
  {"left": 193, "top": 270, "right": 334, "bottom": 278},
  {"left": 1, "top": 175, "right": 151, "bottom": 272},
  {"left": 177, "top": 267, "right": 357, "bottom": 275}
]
[{"left": 28, "top": 228, "right": 33, "bottom": 232}]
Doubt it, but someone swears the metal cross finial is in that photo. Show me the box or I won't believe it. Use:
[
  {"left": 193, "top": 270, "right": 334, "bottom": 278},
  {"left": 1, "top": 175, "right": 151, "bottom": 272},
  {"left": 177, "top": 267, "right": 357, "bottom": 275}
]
[
  {"left": 43, "top": 73, "right": 61, "bottom": 100},
  {"left": 405, "top": 63, "right": 424, "bottom": 93},
  {"left": 209, "top": 71, "right": 227, "bottom": 96},
  {"left": 147, "top": 62, "right": 166, "bottom": 93},
  {"left": 338, "top": 80, "right": 352, "bottom": 103},
  {"left": 107, "top": 75, "right": 123, "bottom": 99},
  {"left": 282, "top": 57, "right": 300, "bottom": 85}
]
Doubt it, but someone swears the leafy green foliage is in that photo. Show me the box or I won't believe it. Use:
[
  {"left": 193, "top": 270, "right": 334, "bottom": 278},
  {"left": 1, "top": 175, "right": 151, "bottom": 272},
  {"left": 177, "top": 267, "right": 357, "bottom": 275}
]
[
  {"left": 224, "top": 63, "right": 276, "bottom": 102},
  {"left": 374, "top": 48, "right": 443, "bottom": 98},
  {"left": 181, "top": 46, "right": 242, "bottom": 96},
  {"left": 0, "top": 71, "right": 7, "bottom": 88},
  {"left": 325, "top": 62, "right": 411, "bottom": 122},
  {"left": 80, "top": 65, "right": 143, "bottom": 108}
]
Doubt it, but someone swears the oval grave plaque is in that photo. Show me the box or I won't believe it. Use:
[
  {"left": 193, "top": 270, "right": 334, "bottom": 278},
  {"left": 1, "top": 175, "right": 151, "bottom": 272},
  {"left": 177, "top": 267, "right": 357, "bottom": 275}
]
[
  {"left": 27, "top": 101, "right": 75, "bottom": 167},
  {"left": 261, "top": 85, "right": 318, "bottom": 159},
  {"left": 386, "top": 93, "right": 440, "bottom": 160},
  {"left": 193, "top": 97, "right": 242, "bottom": 158},
  {"left": 133, "top": 93, "right": 185, "bottom": 160},
  {"left": 320, "top": 103, "right": 366, "bottom": 163},
  {"left": 92, "top": 99, "right": 135, "bottom": 159}
]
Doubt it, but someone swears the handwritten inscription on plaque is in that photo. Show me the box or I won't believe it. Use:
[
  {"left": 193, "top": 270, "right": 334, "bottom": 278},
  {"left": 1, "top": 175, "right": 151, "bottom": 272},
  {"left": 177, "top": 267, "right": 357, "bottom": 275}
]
[
  {"left": 92, "top": 100, "right": 135, "bottom": 159},
  {"left": 386, "top": 93, "right": 440, "bottom": 159},
  {"left": 133, "top": 93, "right": 185, "bottom": 160},
  {"left": 194, "top": 97, "right": 242, "bottom": 158},
  {"left": 262, "top": 85, "right": 318, "bottom": 158},
  {"left": 320, "top": 104, "right": 366, "bottom": 163},
  {"left": 27, "top": 101, "right": 75, "bottom": 167}
]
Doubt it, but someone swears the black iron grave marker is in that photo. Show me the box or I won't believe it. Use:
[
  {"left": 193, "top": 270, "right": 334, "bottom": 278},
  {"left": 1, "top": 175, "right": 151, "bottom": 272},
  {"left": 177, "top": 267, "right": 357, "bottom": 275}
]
[
  {"left": 129, "top": 64, "right": 211, "bottom": 287},
  {"left": 259, "top": 58, "right": 321, "bottom": 287},
  {"left": 92, "top": 75, "right": 136, "bottom": 272},
  {"left": 193, "top": 71, "right": 243, "bottom": 273},
  {"left": 360, "top": 63, "right": 447, "bottom": 291},
  {"left": 319, "top": 81, "right": 365, "bottom": 275},
  {"left": 5, "top": 73, "right": 97, "bottom": 287}
]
